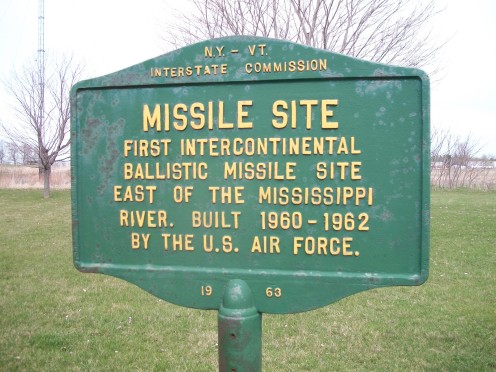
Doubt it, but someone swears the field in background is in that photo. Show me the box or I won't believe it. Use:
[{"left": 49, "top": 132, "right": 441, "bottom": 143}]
[
  {"left": 1, "top": 165, "right": 495, "bottom": 190},
  {"left": 431, "top": 168, "right": 496, "bottom": 190},
  {"left": 0, "top": 165, "right": 71, "bottom": 189},
  {"left": 0, "top": 189, "right": 494, "bottom": 370}
]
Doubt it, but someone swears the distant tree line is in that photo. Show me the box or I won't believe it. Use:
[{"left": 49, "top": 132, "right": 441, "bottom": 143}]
[
  {"left": 431, "top": 127, "right": 495, "bottom": 190},
  {"left": 0, "top": 140, "right": 38, "bottom": 166}
]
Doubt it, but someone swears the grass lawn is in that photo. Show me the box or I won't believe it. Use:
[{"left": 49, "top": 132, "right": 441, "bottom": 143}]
[{"left": 0, "top": 189, "right": 494, "bottom": 371}]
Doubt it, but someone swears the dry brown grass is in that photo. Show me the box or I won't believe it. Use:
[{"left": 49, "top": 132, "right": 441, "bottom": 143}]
[
  {"left": 0, "top": 165, "right": 70, "bottom": 189},
  {"left": 2, "top": 164, "right": 494, "bottom": 191},
  {"left": 431, "top": 168, "right": 496, "bottom": 190}
]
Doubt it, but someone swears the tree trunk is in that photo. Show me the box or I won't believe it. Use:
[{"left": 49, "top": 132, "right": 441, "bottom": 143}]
[{"left": 43, "top": 166, "right": 51, "bottom": 199}]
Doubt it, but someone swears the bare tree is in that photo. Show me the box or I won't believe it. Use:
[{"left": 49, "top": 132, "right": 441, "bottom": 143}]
[
  {"left": 163, "top": 0, "right": 443, "bottom": 70},
  {"left": 430, "top": 127, "right": 492, "bottom": 189},
  {"left": 7, "top": 142, "right": 19, "bottom": 165},
  {"left": 1, "top": 54, "right": 84, "bottom": 198},
  {"left": 0, "top": 141, "right": 5, "bottom": 164},
  {"left": 431, "top": 127, "right": 454, "bottom": 188},
  {"left": 20, "top": 143, "right": 37, "bottom": 165}
]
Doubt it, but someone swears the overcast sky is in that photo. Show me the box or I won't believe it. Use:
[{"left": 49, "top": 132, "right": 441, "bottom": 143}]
[{"left": 1, "top": 0, "right": 495, "bottom": 156}]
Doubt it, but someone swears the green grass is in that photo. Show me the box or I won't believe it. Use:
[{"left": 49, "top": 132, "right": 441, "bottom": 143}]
[{"left": 0, "top": 189, "right": 495, "bottom": 371}]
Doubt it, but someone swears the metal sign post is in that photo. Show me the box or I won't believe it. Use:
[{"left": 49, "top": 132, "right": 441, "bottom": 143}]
[
  {"left": 218, "top": 280, "right": 261, "bottom": 371},
  {"left": 71, "top": 36, "right": 430, "bottom": 370}
]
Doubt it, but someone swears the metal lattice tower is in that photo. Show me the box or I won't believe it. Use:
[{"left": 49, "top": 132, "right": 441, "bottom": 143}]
[
  {"left": 37, "top": 0, "right": 45, "bottom": 170},
  {"left": 38, "top": 0, "right": 45, "bottom": 68},
  {"left": 37, "top": 0, "right": 45, "bottom": 134}
]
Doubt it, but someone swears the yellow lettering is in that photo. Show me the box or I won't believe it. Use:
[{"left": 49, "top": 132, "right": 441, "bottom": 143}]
[
  {"left": 321, "top": 99, "right": 339, "bottom": 129},
  {"left": 143, "top": 104, "right": 161, "bottom": 132},
  {"left": 272, "top": 100, "right": 288, "bottom": 128},
  {"left": 131, "top": 233, "right": 149, "bottom": 250},
  {"left": 218, "top": 101, "right": 234, "bottom": 129},
  {"left": 293, "top": 237, "right": 355, "bottom": 256},
  {"left": 190, "top": 102, "right": 205, "bottom": 130},
  {"left": 161, "top": 234, "right": 194, "bottom": 251},
  {"left": 299, "top": 99, "right": 318, "bottom": 129},
  {"left": 209, "top": 186, "right": 245, "bottom": 204},
  {"left": 251, "top": 236, "right": 281, "bottom": 254},
  {"left": 237, "top": 100, "right": 253, "bottom": 129},
  {"left": 173, "top": 103, "right": 188, "bottom": 131}
]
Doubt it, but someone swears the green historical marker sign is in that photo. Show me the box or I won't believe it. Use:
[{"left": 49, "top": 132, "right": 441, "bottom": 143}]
[{"left": 71, "top": 36, "right": 429, "bottom": 315}]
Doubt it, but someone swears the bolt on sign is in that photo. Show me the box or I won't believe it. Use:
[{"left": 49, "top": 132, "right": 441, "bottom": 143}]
[{"left": 71, "top": 36, "right": 429, "bottom": 315}]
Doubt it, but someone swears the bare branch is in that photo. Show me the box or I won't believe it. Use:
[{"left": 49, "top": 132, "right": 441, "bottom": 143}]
[
  {"left": 1, "top": 53, "right": 84, "bottom": 197},
  {"left": 161, "top": 0, "right": 444, "bottom": 74}
]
